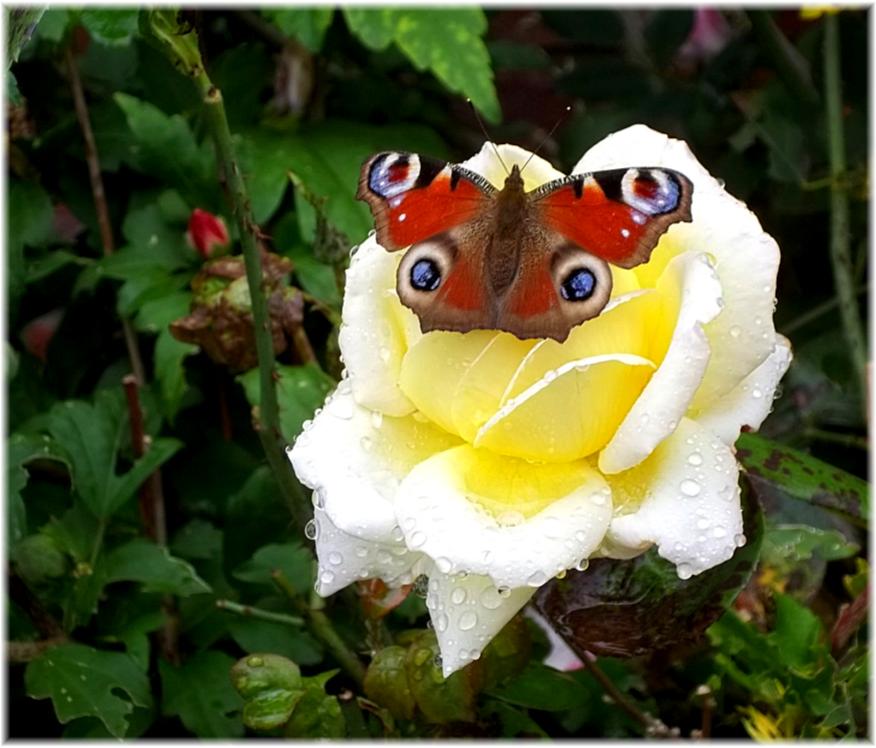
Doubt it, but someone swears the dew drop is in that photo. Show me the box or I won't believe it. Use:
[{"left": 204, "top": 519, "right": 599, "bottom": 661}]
[
  {"left": 480, "top": 586, "right": 503, "bottom": 610},
  {"left": 575, "top": 558, "right": 590, "bottom": 572},
  {"left": 459, "top": 611, "right": 478, "bottom": 631},
  {"left": 687, "top": 452, "right": 703, "bottom": 466},
  {"left": 677, "top": 563, "right": 693, "bottom": 580},
  {"left": 436, "top": 557, "right": 453, "bottom": 574},
  {"left": 414, "top": 574, "right": 429, "bottom": 597},
  {"left": 328, "top": 551, "right": 343, "bottom": 566},
  {"left": 370, "top": 411, "right": 384, "bottom": 429},
  {"left": 390, "top": 525, "right": 404, "bottom": 542},
  {"left": 734, "top": 533, "right": 747, "bottom": 547},
  {"left": 451, "top": 587, "right": 467, "bottom": 605},
  {"left": 752, "top": 388, "right": 763, "bottom": 399},
  {"left": 729, "top": 325, "right": 742, "bottom": 339},
  {"left": 320, "top": 569, "right": 335, "bottom": 585},
  {"left": 304, "top": 519, "right": 319, "bottom": 540},
  {"left": 410, "top": 530, "right": 427, "bottom": 549},
  {"left": 355, "top": 546, "right": 368, "bottom": 558},
  {"left": 680, "top": 479, "right": 702, "bottom": 497},
  {"left": 527, "top": 571, "right": 548, "bottom": 587},
  {"left": 498, "top": 586, "right": 511, "bottom": 598},
  {"left": 436, "top": 613, "right": 449, "bottom": 632}
]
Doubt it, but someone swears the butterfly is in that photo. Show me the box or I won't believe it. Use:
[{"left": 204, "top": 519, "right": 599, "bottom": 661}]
[{"left": 357, "top": 149, "right": 693, "bottom": 342}]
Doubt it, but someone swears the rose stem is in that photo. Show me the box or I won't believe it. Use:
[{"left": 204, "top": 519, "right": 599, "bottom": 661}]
[
  {"left": 65, "top": 41, "right": 145, "bottom": 385},
  {"left": 215, "top": 599, "right": 304, "bottom": 628},
  {"left": 823, "top": 14, "right": 868, "bottom": 410},
  {"left": 154, "top": 15, "right": 309, "bottom": 529},
  {"left": 272, "top": 569, "right": 367, "bottom": 687}
]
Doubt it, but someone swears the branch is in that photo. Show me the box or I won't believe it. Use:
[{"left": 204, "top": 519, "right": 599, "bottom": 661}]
[
  {"left": 215, "top": 599, "right": 304, "bottom": 628},
  {"left": 65, "top": 41, "right": 146, "bottom": 385},
  {"left": 7, "top": 637, "right": 68, "bottom": 663},
  {"left": 823, "top": 15, "right": 868, "bottom": 408}
]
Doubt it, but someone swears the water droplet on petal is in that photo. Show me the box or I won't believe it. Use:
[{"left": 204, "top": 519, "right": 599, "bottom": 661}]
[
  {"left": 527, "top": 571, "right": 548, "bottom": 587},
  {"left": 436, "top": 557, "right": 453, "bottom": 574},
  {"left": 370, "top": 411, "right": 384, "bottom": 429},
  {"left": 677, "top": 563, "right": 693, "bottom": 580},
  {"left": 498, "top": 586, "right": 511, "bottom": 598},
  {"left": 304, "top": 519, "right": 319, "bottom": 540},
  {"left": 480, "top": 586, "right": 503, "bottom": 610},
  {"left": 680, "top": 479, "right": 702, "bottom": 497},
  {"left": 734, "top": 533, "right": 747, "bottom": 547},
  {"left": 410, "top": 530, "right": 427, "bottom": 549},
  {"left": 450, "top": 587, "right": 467, "bottom": 604},
  {"left": 575, "top": 558, "right": 590, "bottom": 572},
  {"left": 436, "top": 613, "right": 449, "bottom": 632},
  {"left": 320, "top": 569, "right": 335, "bottom": 585},
  {"left": 687, "top": 452, "right": 703, "bottom": 466},
  {"left": 729, "top": 325, "right": 742, "bottom": 339},
  {"left": 328, "top": 551, "right": 343, "bottom": 565},
  {"left": 459, "top": 611, "right": 478, "bottom": 631}
]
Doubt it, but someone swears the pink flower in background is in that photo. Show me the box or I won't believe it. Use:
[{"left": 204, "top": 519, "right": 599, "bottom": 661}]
[
  {"left": 186, "top": 208, "right": 229, "bottom": 259},
  {"left": 21, "top": 308, "right": 65, "bottom": 362},
  {"left": 677, "top": 9, "right": 733, "bottom": 65}
]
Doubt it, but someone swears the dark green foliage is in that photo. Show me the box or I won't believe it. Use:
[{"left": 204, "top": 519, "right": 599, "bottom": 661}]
[{"left": 6, "top": 7, "right": 868, "bottom": 740}]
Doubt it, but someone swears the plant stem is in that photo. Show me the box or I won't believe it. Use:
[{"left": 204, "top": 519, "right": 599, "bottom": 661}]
[
  {"left": 192, "top": 69, "right": 307, "bottom": 529},
  {"left": 804, "top": 427, "right": 868, "bottom": 450},
  {"left": 823, "top": 15, "right": 868, "bottom": 408},
  {"left": 215, "top": 599, "right": 304, "bottom": 627},
  {"left": 272, "top": 569, "right": 366, "bottom": 687},
  {"left": 749, "top": 11, "right": 819, "bottom": 107},
  {"left": 780, "top": 284, "right": 868, "bottom": 335},
  {"left": 7, "top": 637, "right": 68, "bottom": 663},
  {"left": 65, "top": 42, "right": 146, "bottom": 385}
]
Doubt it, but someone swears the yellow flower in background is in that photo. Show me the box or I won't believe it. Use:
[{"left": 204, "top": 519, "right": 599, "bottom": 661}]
[
  {"left": 289, "top": 125, "right": 791, "bottom": 677},
  {"left": 799, "top": 6, "right": 840, "bottom": 20}
]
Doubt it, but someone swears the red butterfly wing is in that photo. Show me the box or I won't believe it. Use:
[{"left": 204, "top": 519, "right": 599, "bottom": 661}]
[
  {"left": 357, "top": 152, "right": 495, "bottom": 251},
  {"left": 533, "top": 168, "right": 693, "bottom": 269}
]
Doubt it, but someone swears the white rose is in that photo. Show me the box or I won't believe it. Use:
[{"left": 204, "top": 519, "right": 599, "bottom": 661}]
[{"left": 289, "top": 125, "right": 791, "bottom": 677}]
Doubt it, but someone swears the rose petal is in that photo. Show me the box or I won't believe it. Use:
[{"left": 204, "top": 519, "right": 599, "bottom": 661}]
[
  {"left": 475, "top": 353, "right": 655, "bottom": 462},
  {"left": 461, "top": 143, "right": 564, "bottom": 190},
  {"left": 396, "top": 445, "right": 613, "bottom": 589},
  {"left": 312, "top": 507, "right": 422, "bottom": 596},
  {"left": 425, "top": 566, "right": 534, "bottom": 677},
  {"left": 575, "top": 124, "right": 782, "bottom": 404},
  {"left": 690, "top": 335, "right": 792, "bottom": 444},
  {"left": 598, "top": 251, "right": 723, "bottom": 474},
  {"left": 289, "top": 385, "right": 460, "bottom": 542},
  {"left": 338, "top": 237, "right": 421, "bottom": 416},
  {"left": 602, "top": 417, "right": 743, "bottom": 578}
]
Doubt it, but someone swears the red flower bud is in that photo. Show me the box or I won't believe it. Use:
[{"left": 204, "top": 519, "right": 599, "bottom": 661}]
[
  {"left": 186, "top": 208, "right": 229, "bottom": 259},
  {"left": 21, "top": 308, "right": 64, "bottom": 362}
]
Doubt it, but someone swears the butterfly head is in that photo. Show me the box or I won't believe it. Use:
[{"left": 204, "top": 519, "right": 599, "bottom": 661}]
[{"left": 503, "top": 164, "right": 525, "bottom": 193}]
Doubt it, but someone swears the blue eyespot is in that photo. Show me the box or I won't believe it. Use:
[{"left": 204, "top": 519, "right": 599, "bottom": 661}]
[
  {"left": 560, "top": 268, "right": 596, "bottom": 301},
  {"left": 411, "top": 259, "right": 441, "bottom": 291}
]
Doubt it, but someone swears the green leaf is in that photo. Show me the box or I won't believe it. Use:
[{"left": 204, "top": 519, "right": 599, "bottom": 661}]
[
  {"left": 228, "top": 617, "right": 324, "bottom": 666},
  {"left": 105, "top": 539, "right": 212, "bottom": 596},
  {"left": 263, "top": 9, "right": 334, "bottom": 52},
  {"left": 79, "top": 9, "right": 140, "bottom": 46},
  {"left": 114, "top": 93, "right": 213, "bottom": 205},
  {"left": 763, "top": 524, "right": 858, "bottom": 562},
  {"left": 25, "top": 644, "right": 151, "bottom": 738},
  {"left": 486, "top": 663, "right": 589, "bottom": 712},
  {"left": 160, "top": 651, "right": 243, "bottom": 738},
  {"left": 232, "top": 542, "right": 314, "bottom": 593},
  {"left": 737, "top": 432, "right": 869, "bottom": 524},
  {"left": 533, "top": 489, "right": 764, "bottom": 657},
  {"left": 237, "top": 363, "right": 334, "bottom": 442},
  {"left": 170, "top": 519, "right": 223, "bottom": 561},
  {"left": 284, "top": 671, "right": 344, "bottom": 738},
  {"left": 364, "top": 646, "right": 416, "bottom": 721},
  {"left": 11, "top": 533, "right": 69, "bottom": 584},
  {"left": 154, "top": 329, "right": 197, "bottom": 421},
  {"left": 645, "top": 10, "right": 695, "bottom": 67},
  {"left": 7, "top": 8, "right": 45, "bottom": 62},
  {"left": 47, "top": 390, "right": 183, "bottom": 519},
  {"left": 770, "top": 593, "right": 826, "bottom": 672},
  {"left": 8, "top": 432, "right": 69, "bottom": 543},
  {"left": 343, "top": 9, "right": 500, "bottom": 122},
  {"left": 404, "top": 631, "right": 477, "bottom": 723},
  {"left": 9, "top": 180, "right": 55, "bottom": 307},
  {"left": 231, "top": 653, "right": 303, "bottom": 731}
]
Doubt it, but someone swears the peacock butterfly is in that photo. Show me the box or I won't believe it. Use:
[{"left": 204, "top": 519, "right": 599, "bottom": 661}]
[{"left": 357, "top": 149, "right": 693, "bottom": 342}]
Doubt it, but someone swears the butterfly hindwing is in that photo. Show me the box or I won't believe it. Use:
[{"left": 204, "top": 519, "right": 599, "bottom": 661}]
[
  {"left": 357, "top": 152, "right": 496, "bottom": 251},
  {"left": 533, "top": 167, "right": 693, "bottom": 269}
]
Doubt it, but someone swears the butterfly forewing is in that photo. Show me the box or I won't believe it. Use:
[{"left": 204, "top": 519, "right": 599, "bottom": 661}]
[{"left": 532, "top": 167, "right": 693, "bottom": 269}]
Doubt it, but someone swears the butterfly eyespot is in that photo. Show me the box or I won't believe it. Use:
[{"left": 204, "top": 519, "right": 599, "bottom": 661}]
[
  {"left": 560, "top": 268, "right": 596, "bottom": 301},
  {"left": 410, "top": 258, "right": 442, "bottom": 291}
]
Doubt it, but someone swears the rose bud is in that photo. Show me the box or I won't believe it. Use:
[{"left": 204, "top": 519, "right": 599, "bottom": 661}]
[{"left": 186, "top": 208, "right": 230, "bottom": 259}]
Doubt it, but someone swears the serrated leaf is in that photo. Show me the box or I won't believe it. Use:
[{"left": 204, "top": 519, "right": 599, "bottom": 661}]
[
  {"left": 237, "top": 363, "right": 334, "bottom": 442},
  {"left": 737, "top": 432, "right": 869, "bottom": 524},
  {"left": 47, "top": 390, "right": 182, "bottom": 519},
  {"left": 160, "top": 651, "right": 243, "bottom": 738},
  {"left": 343, "top": 9, "right": 500, "bottom": 122},
  {"left": 25, "top": 644, "right": 151, "bottom": 738},
  {"left": 105, "top": 539, "right": 212, "bottom": 596},
  {"left": 534, "top": 489, "right": 764, "bottom": 657},
  {"left": 114, "top": 93, "right": 213, "bottom": 205},
  {"left": 263, "top": 9, "right": 334, "bottom": 52},
  {"left": 232, "top": 542, "right": 314, "bottom": 593},
  {"left": 154, "top": 329, "right": 196, "bottom": 421},
  {"left": 8, "top": 432, "right": 70, "bottom": 543}
]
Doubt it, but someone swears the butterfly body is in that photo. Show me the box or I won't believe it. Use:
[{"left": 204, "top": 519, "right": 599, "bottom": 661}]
[{"left": 357, "top": 149, "right": 693, "bottom": 342}]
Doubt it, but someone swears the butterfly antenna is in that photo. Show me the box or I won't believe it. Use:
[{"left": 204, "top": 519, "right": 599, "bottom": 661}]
[
  {"left": 520, "top": 105, "right": 573, "bottom": 175},
  {"left": 467, "top": 98, "right": 508, "bottom": 175}
]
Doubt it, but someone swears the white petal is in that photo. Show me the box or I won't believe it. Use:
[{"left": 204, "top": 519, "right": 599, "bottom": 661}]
[
  {"left": 603, "top": 418, "right": 743, "bottom": 578},
  {"left": 691, "top": 335, "right": 792, "bottom": 445},
  {"left": 288, "top": 387, "right": 460, "bottom": 542},
  {"left": 599, "top": 251, "right": 723, "bottom": 474},
  {"left": 395, "top": 446, "right": 613, "bottom": 589},
  {"left": 338, "top": 236, "right": 421, "bottom": 416},
  {"left": 460, "top": 142, "right": 564, "bottom": 191},
  {"left": 576, "top": 124, "right": 782, "bottom": 404},
  {"left": 524, "top": 609, "right": 584, "bottom": 671},
  {"left": 424, "top": 566, "right": 534, "bottom": 677},
  {"left": 312, "top": 507, "right": 422, "bottom": 596}
]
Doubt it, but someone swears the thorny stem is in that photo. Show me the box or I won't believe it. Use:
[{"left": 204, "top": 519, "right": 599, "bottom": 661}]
[
  {"left": 215, "top": 599, "right": 304, "bottom": 628},
  {"left": 581, "top": 651, "right": 677, "bottom": 738},
  {"left": 272, "top": 569, "right": 367, "bottom": 687},
  {"left": 191, "top": 69, "right": 309, "bottom": 530},
  {"left": 823, "top": 15, "right": 868, "bottom": 408},
  {"left": 65, "top": 42, "right": 146, "bottom": 386}
]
